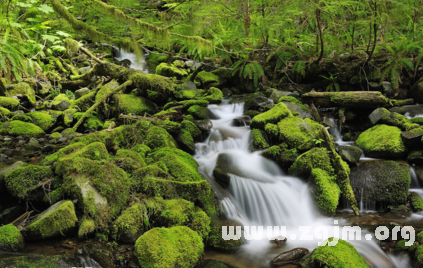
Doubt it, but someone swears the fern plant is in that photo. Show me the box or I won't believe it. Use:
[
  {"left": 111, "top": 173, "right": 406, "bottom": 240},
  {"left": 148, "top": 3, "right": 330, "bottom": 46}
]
[
  {"left": 320, "top": 73, "right": 340, "bottom": 92},
  {"left": 231, "top": 60, "right": 264, "bottom": 88}
]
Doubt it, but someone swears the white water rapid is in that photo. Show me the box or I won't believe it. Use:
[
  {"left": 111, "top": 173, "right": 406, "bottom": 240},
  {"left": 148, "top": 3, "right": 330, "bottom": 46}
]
[{"left": 195, "top": 100, "right": 405, "bottom": 268}]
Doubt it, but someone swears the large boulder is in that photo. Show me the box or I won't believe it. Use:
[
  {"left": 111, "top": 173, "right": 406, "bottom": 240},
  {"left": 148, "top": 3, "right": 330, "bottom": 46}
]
[
  {"left": 113, "top": 93, "right": 157, "bottom": 116},
  {"left": 155, "top": 63, "right": 188, "bottom": 79},
  {"left": 51, "top": 94, "right": 70, "bottom": 111},
  {"left": 350, "top": 161, "right": 410, "bottom": 205},
  {"left": 250, "top": 102, "right": 291, "bottom": 129},
  {"left": 27, "top": 111, "right": 58, "bottom": 132},
  {"left": 274, "top": 116, "right": 321, "bottom": 150},
  {"left": 300, "top": 238, "right": 370, "bottom": 268},
  {"left": 0, "top": 224, "right": 24, "bottom": 252},
  {"left": 367, "top": 108, "right": 418, "bottom": 131},
  {"left": 195, "top": 71, "right": 220, "bottom": 89},
  {"left": 251, "top": 129, "right": 269, "bottom": 151},
  {"left": 24, "top": 200, "right": 78, "bottom": 240},
  {"left": 135, "top": 226, "right": 204, "bottom": 268},
  {"left": 272, "top": 248, "right": 309, "bottom": 267},
  {"left": 288, "top": 148, "right": 332, "bottom": 177},
  {"left": 0, "top": 96, "right": 19, "bottom": 110},
  {"left": 7, "top": 82, "right": 36, "bottom": 106},
  {"left": 310, "top": 168, "right": 341, "bottom": 215},
  {"left": 355, "top": 124, "right": 407, "bottom": 158},
  {"left": 112, "top": 203, "right": 146, "bottom": 243},
  {"left": 279, "top": 96, "right": 311, "bottom": 118},
  {"left": 401, "top": 127, "right": 423, "bottom": 149},
  {"left": 0, "top": 161, "right": 26, "bottom": 194}
]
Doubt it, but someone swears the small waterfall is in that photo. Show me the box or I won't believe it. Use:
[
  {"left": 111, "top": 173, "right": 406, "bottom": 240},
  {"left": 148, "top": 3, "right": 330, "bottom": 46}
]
[
  {"left": 410, "top": 166, "right": 420, "bottom": 188},
  {"left": 114, "top": 48, "right": 149, "bottom": 72},
  {"left": 195, "top": 100, "right": 397, "bottom": 268},
  {"left": 327, "top": 118, "right": 353, "bottom": 146}
]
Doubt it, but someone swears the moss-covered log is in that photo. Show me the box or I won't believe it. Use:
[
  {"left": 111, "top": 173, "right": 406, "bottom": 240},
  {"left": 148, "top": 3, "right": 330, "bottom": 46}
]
[{"left": 302, "top": 91, "right": 413, "bottom": 108}]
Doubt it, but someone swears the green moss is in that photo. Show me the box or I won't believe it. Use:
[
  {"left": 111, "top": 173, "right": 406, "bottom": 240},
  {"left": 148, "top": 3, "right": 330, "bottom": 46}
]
[
  {"left": 135, "top": 226, "right": 204, "bottom": 268},
  {"left": 27, "top": 111, "right": 57, "bottom": 132},
  {"left": 181, "top": 120, "right": 201, "bottom": 137},
  {"left": 5, "top": 165, "right": 53, "bottom": 200},
  {"left": 156, "top": 63, "right": 188, "bottom": 78},
  {"left": 207, "top": 219, "right": 243, "bottom": 253},
  {"left": 187, "top": 105, "right": 208, "bottom": 119},
  {"left": 310, "top": 168, "right": 341, "bottom": 215},
  {"left": 51, "top": 93, "right": 69, "bottom": 105},
  {"left": 289, "top": 148, "right": 331, "bottom": 177},
  {"left": 179, "top": 99, "right": 209, "bottom": 109},
  {"left": 395, "top": 240, "right": 414, "bottom": 251},
  {"left": 42, "top": 187, "right": 64, "bottom": 203},
  {"left": 202, "top": 87, "right": 223, "bottom": 104},
  {"left": 114, "top": 93, "right": 157, "bottom": 115},
  {"left": 343, "top": 133, "right": 351, "bottom": 140},
  {"left": 355, "top": 124, "right": 406, "bottom": 158},
  {"left": 146, "top": 53, "right": 168, "bottom": 66},
  {"left": 41, "top": 142, "right": 86, "bottom": 165},
  {"left": 411, "top": 117, "right": 423, "bottom": 125},
  {"left": 145, "top": 126, "right": 177, "bottom": 150},
  {"left": 0, "top": 107, "right": 11, "bottom": 117},
  {"left": 301, "top": 238, "right": 370, "bottom": 268},
  {"left": 70, "top": 90, "right": 96, "bottom": 112},
  {"left": 129, "top": 72, "right": 176, "bottom": 102},
  {"left": 8, "top": 82, "right": 36, "bottom": 105},
  {"left": 112, "top": 203, "right": 146, "bottom": 241},
  {"left": 277, "top": 116, "right": 321, "bottom": 149},
  {"left": 411, "top": 192, "right": 423, "bottom": 212},
  {"left": 177, "top": 129, "right": 195, "bottom": 152},
  {"left": 78, "top": 217, "right": 96, "bottom": 239},
  {"left": 0, "top": 120, "right": 44, "bottom": 136},
  {"left": 74, "top": 112, "right": 103, "bottom": 131},
  {"left": 96, "top": 80, "right": 119, "bottom": 101},
  {"left": 195, "top": 71, "right": 219, "bottom": 88},
  {"left": 155, "top": 119, "right": 181, "bottom": 135},
  {"left": 0, "top": 96, "right": 19, "bottom": 109},
  {"left": 251, "top": 129, "right": 269, "bottom": 151},
  {"left": 63, "top": 108, "right": 77, "bottom": 126},
  {"left": 279, "top": 96, "right": 309, "bottom": 113},
  {"left": 149, "top": 148, "right": 203, "bottom": 182},
  {"left": 56, "top": 142, "right": 109, "bottom": 176},
  {"left": 25, "top": 200, "right": 78, "bottom": 239},
  {"left": 47, "top": 71, "right": 62, "bottom": 83},
  {"left": 131, "top": 144, "right": 151, "bottom": 157},
  {"left": 372, "top": 108, "right": 419, "bottom": 131},
  {"left": 11, "top": 114, "right": 32, "bottom": 122},
  {"left": 0, "top": 224, "right": 24, "bottom": 252},
  {"left": 50, "top": 132, "right": 61, "bottom": 140},
  {"left": 251, "top": 102, "right": 291, "bottom": 129},
  {"left": 111, "top": 149, "right": 146, "bottom": 172}
]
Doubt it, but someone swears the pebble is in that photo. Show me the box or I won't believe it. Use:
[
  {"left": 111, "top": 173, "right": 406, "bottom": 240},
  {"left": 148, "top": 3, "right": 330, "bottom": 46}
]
[
  {"left": 58, "top": 138, "right": 68, "bottom": 143},
  {"left": 3, "top": 137, "right": 12, "bottom": 141}
]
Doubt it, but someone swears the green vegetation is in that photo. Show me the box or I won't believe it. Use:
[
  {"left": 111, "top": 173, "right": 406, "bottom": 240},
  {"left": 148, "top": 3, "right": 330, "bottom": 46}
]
[{"left": 0, "top": 120, "right": 45, "bottom": 136}]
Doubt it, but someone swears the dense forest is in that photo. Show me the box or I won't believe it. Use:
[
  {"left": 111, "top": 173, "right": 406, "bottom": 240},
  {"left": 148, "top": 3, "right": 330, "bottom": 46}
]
[{"left": 1, "top": 0, "right": 423, "bottom": 267}]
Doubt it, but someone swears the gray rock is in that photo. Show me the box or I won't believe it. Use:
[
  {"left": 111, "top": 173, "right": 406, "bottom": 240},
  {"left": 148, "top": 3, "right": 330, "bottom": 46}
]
[
  {"left": 42, "top": 145, "right": 54, "bottom": 153},
  {"left": 25, "top": 141, "right": 41, "bottom": 151},
  {"left": 0, "top": 154, "right": 8, "bottom": 162},
  {"left": 401, "top": 128, "right": 423, "bottom": 149},
  {"left": 3, "top": 137, "right": 12, "bottom": 141},
  {"left": 78, "top": 66, "right": 91, "bottom": 75},
  {"left": 407, "top": 151, "right": 423, "bottom": 166},
  {"left": 389, "top": 106, "right": 407, "bottom": 115},
  {"left": 196, "top": 119, "right": 213, "bottom": 131},
  {"left": 233, "top": 115, "right": 251, "bottom": 126},
  {"left": 337, "top": 146, "right": 362, "bottom": 165},
  {"left": 268, "top": 90, "right": 292, "bottom": 103},
  {"left": 382, "top": 81, "right": 393, "bottom": 96},
  {"left": 51, "top": 99, "right": 69, "bottom": 111},
  {"left": 282, "top": 101, "right": 311, "bottom": 118},
  {"left": 272, "top": 248, "right": 309, "bottom": 266},
  {"left": 58, "top": 138, "right": 68, "bottom": 143},
  {"left": 185, "top": 60, "right": 201, "bottom": 70},
  {"left": 74, "top": 87, "right": 90, "bottom": 99}
]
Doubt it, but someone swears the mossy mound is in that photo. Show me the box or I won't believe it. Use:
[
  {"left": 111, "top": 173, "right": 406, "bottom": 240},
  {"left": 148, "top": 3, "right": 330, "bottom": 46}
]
[
  {"left": 63, "top": 108, "right": 77, "bottom": 126},
  {"left": 112, "top": 203, "right": 147, "bottom": 243},
  {"left": 202, "top": 87, "right": 223, "bottom": 104},
  {"left": 135, "top": 226, "right": 204, "bottom": 268},
  {"left": 73, "top": 112, "right": 103, "bottom": 131},
  {"left": 300, "top": 238, "right": 370, "bottom": 268},
  {"left": 11, "top": 114, "right": 32, "bottom": 122},
  {"left": 207, "top": 218, "right": 243, "bottom": 253},
  {"left": 0, "top": 107, "right": 11, "bottom": 117},
  {"left": 131, "top": 144, "right": 151, "bottom": 157},
  {"left": 251, "top": 102, "right": 291, "bottom": 129},
  {"left": 130, "top": 72, "right": 176, "bottom": 103},
  {"left": 51, "top": 94, "right": 70, "bottom": 111},
  {"left": 149, "top": 148, "right": 204, "bottom": 182},
  {"left": 289, "top": 148, "right": 331, "bottom": 177},
  {"left": 0, "top": 120, "right": 44, "bottom": 136},
  {"left": 111, "top": 149, "right": 146, "bottom": 173},
  {"left": 27, "top": 111, "right": 58, "bottom": 132},
  {"left": 310, "top": 168, "right": 341, "bottom": 215},
  {"left": 24, "top": 200, "right": 78, "bottom": 240},
  {"left": 0, "top": 224, "right": 24, "bottom": 252},
  {"left": 78, "top": 217, "right": 96, "bottom": 239},
  {"left": 114, "top": 94, "right": 157, "bottom": 115},
  {"left": 146, "top": 53, "right": 168, "bottom": 67},
  {"left": 275, "top": 116, "right": 321, "bottom": 149},
  {"left": 41, "top": 142, "right": 86, "bottom": 165},
  {"left": 187, "top": 105, "right": 209, "bottom": 119},
  {"left": 356, "top": 124, "right": 407, "bottom": 158},
  {"left": 368, "top": 108, "right": 419, "bottom": 131},
  {"left": 155, "top": 63, "right": 188, "bottom": 78},
  {"left": 96, "top": 79, "right": 119, "bottom": 101},
  {"left": 70, "top": 91, "right": 95, "bottom": 112},
  {"left": 262, "top": 145, "right": 299, "bottom": 169},
  {"left": 0, "top": 96, "right": 19, "bottom": 110},
  {"left": 411, "top": 192, "right": 423, "bottom": 212},
  {"left": 195, "top": 71, "right": 220, "bottom": 89},
  {"left": 0, "top": 254, "right": 84, "bottom": 267},
  {"left": 145, "top": 126, "right": 177, "bottom": 150},
  {"left": 7, "top": 82, "right": 36, "bottom": 105},
  {"left": 5, "top": 165, "right": 53, "bottom": 200}
]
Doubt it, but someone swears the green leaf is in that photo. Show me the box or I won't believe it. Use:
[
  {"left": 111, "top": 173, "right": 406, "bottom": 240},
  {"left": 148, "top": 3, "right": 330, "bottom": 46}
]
[
  {"left": 38, "top": 4, "right": 54, "bottom": 14},
  {"left": 400, "top": 58, "right": 414, "bottom": 72}
]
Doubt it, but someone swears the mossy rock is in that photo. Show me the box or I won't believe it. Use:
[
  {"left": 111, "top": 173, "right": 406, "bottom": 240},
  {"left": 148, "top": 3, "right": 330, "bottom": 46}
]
[
  {"left": 179, "top": 99, "right": 209, "bottom": 110},
  {"left": 5, "top": 165, "right": 53, "bottom": 201},
  {"left": 300, "top": 238, "right": 370, "bottom": 268},
  {"left": 51, "top": 94, "right": 70, "bottom": 111},
  {"left": 70, "top": 91, "right": 95, "bottom": 112},
  {"left": 0, "top": 120, "right": 44, "bottom": 136},
  {"left": 195, "top": 71, "right": 220, "bottom": 89},
  {"left": 0, "top": 224, "right": 24, "bottom": 252},
  {"left": 0, "top": 254, "right": 85, "bottom": 268},
  {"left": 146, "top": 53, "right": 168, "bottom": 67},
  {"left": 7, "top": 82, "right": 36, "bottom": 106},
  {"left": 368, "top": 108, "right": 419, "bottom": 131},
  {"left": 310, "top": 168, "right": 340, "bottom": 215},
  {"left": 135, "top": 226, "right": 204, "bottom": 268},
  {"left": 72, "top": 124, "right": 135, "bottom": 150},
  {"left": 73, "top": 112, "right": 103, "bottom": 131},
  {"left": 27, "top": 111, "right": 58, "bottom": 132},
  {"left": 24, "top": 200, "right": 78, "bottom": 240},
  {"left": 251, "top": 129, "right": 269, "bottom": 151},
  {"left": 149, "top": 148, "right": 204, "bottom": 182},
  {"left": 349, "top": 160, "right": 410, "bottom": 205},
  {"left": 202, "top": 87, "right": 223, "bottom": 104},
  {"left": 275, "top": 116, "right": 321, "bottom": 150},
  {"left": 131, "top": 144, "right": 151, "bottom": 157},
  {"left": 155, "top": 63, "right": 188, "bottom": 79},
  {"left": 130, "top": 72, "right": 176, "bottom": 103},
  {"left": 113, "top": 93, "right": 157, "bottom": 116},
  {"left": 40, "top": 142, "right": 86, "bottom": 166},
  {"left": 337, "top": 145, "right": 362, "bottom": 165},
  {"left": 50, "top": 132, "right": 62, "bottom": 140},
  {"left": 112, "top": 203, "right": 147, "bottom": 243},
  {"left": 47, "top": 71, "right": 62, "bottom": 83},
  {"left": 62, "top": 158, "right": 131, "bottom": 226},
  {"left": 111, "top": 149, "right": 146, "bottom": 173},
  {"left": 78, "top": 217, "right": 96, "bottom": 239},
  {"left": 411, "top": 192, "right": 423, "bottom": 212},
  {"left": 175, "top": 80, "right": 198, "bottom": 100},
  {"left": 145, "top": 126, "right": 177, "bottom": 150},
  {"left": 356, "top": 124, "right": 407, "bottom": 158},
  {"left": 415, "top": 244, "right": 423, "bottom": 267},
  {"left": 207, "top": 218, "right": 243, "bottom": 253},
  {"left": 251, "top": 102, "right": 291, "bottom": 129},
  {"left": 279, "top": 96, "right": 311, "bottom": 118},
  {"left": 0, "top": 107, "right": 11, "bottom": 117},
  {"left": 0, "top": 96, "right": 19, "bottom": 110},
  {"left": 199, "top": 260, "right": 231, "bottom": 268},
  {"left": 96, "top": 79, "right": 119, "bottom": 102},
  {"left": 289, "top": 148, "right": 331, "bottom": 177},
  {"left": 42, "top": 187, "right": 64, "bottom": 204},
  {"left": 177, "top": 128, "right": 196, "bottom": 154},
  {"left": 262, "top": 145, "right": 299, "bottom": 169},
  {"left": 188, "top": 105, "right": 209, "bottom": 119},
  {"left": 11, "top": 114, "right": 32, "bottom": 122}
]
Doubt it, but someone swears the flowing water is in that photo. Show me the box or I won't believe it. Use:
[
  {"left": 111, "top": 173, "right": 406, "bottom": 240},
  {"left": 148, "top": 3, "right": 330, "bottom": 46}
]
[
  {"left": 114, "top": 48, "right": 151, "bottom": 73},
  {"left": 196, "top": 99, "right": 404, "bottom": 267}
]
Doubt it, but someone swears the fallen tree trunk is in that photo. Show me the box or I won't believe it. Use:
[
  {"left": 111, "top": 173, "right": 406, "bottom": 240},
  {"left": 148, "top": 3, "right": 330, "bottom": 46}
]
[
  {"left": 60, "top": 80, "right": 92, "bottom": 91},
  {"left": 302, "top": 91, "right": 413, "bottom": 108},
  {"left": 321, "top": 126, "right": 359, "bottom": 215}
]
